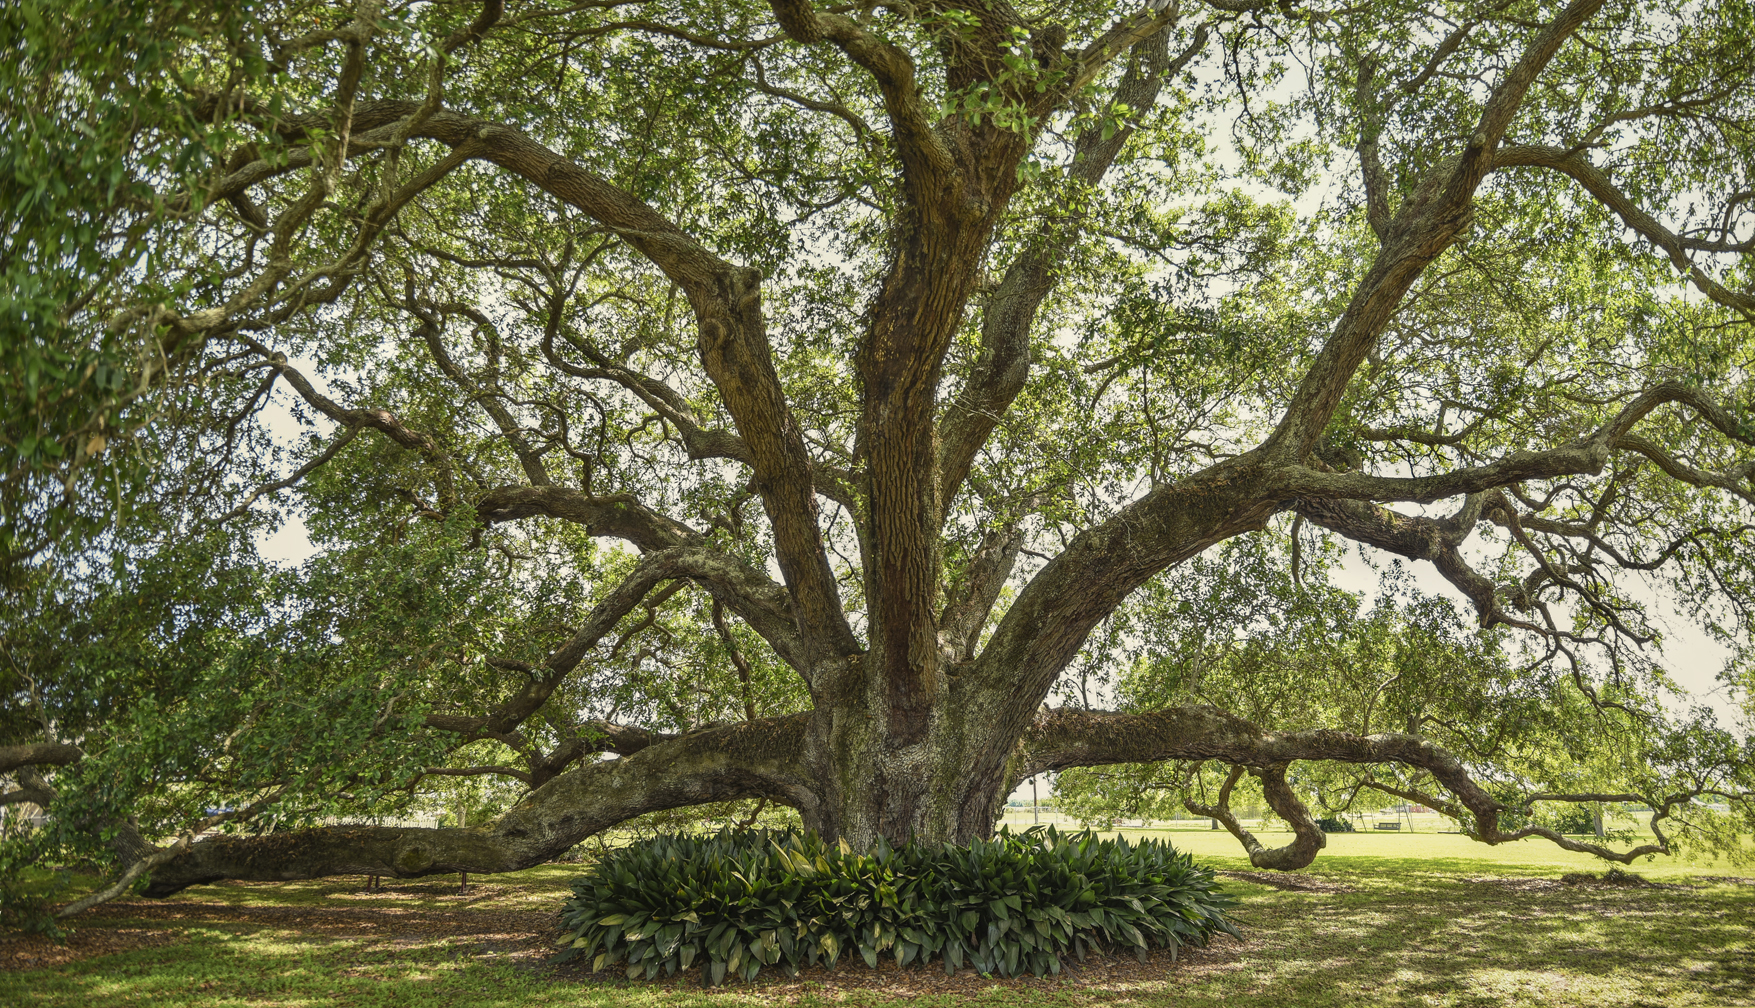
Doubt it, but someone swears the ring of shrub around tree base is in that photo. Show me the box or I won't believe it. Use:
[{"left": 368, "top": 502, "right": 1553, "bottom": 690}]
[{"left": 556, "top": 826, "right": 1238, "bottom": 985}]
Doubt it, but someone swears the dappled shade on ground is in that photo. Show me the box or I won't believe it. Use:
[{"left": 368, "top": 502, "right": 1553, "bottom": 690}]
[{"left": 4, "top": 857, "right": 1753, "bottom": 1006}]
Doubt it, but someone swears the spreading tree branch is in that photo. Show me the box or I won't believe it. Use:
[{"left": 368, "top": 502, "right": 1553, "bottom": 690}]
[
  {"left": 1184, "top": 762, "right": 1327, "bottom": 870},
  {"left": 142, "top": 715, "right": 811, "bottom": 896}
]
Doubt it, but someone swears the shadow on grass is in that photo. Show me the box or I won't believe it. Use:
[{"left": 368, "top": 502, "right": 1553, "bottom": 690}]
[
  {"left": 4, "top": 868, "right": 1752, "bottom": 1007},
  {"left": 1, "top": 928, "right": 578, "bottom": 1008},
  {"left": 1193, "top": 873, "right": 1755, "bottom": 1008}
]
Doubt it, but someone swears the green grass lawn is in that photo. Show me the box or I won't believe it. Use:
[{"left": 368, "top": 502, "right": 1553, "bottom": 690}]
[
  {"left": 1112, "top": 826, "right": 1755, "bottom": 880},
  {"left": 4, "top": 836, "right": 1751, "bottom": 1007}
]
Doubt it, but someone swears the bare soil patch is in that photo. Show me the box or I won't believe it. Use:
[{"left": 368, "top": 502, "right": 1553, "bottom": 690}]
[
  {"left": 4, "top": 892, "right": 1254, "bottom": 996},
  {"left": 1558, "top": 869, "right": 1682, "bottom": 888},
  {"left": 1, "top": 896, "right": 557, "bottom": 973},
  {"left": 1466, "top": 873, "right": 1693, "bottom": 893},
  {"left": 1220, "top": 869, "right": 1356, "bottom": 893}
]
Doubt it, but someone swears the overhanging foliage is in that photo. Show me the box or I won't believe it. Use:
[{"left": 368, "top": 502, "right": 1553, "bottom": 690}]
[{"left": 1, "top": 0, "right": 1751, "bottom": 922}]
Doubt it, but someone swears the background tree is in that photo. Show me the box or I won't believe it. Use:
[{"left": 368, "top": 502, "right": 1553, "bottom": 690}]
[{"left": 3, "top": 0, "right": 1753, "bottom": 916}]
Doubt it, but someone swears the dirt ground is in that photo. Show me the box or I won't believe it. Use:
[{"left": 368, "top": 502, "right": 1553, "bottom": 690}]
[
  {"left": 0, "top": 879, "right": 1254, "bottom": 998},
  {"left": 9, "top": 870, "right": 1752, "bottom": 1002}
]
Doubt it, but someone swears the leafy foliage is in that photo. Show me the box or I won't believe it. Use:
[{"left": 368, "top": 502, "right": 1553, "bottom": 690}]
[
  {"left": 556, "top": 827, "right": 1236, "bottom": 984},
  {"left": 1054, "top": 535, "right": 1754, "bottom": 858},
  {"left": 2, "top": 520, "right": 493, "bottom": 878},
  {"left": 2, "top": 0, "right": 1752, "bottom": 919},
  {"left": 0, "top": 0, "right": 263, "bottom": 564}
]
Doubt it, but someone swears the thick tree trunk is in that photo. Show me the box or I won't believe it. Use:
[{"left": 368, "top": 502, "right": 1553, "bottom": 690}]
[
  {"left": 797, "top": 746, "right": 1010, "bottom": 848},
  {"left": 137, "top": 702, "right": 1686, "bottom": 897},
  {"left": 795, "top": 685, "right": 1019, "bottom": 847},
  {"left": 141, "top": 701, "right": 1025, "bottom": 896},
  {"left": 36, "top": 0, "right": 1733, "bottom": 919}
]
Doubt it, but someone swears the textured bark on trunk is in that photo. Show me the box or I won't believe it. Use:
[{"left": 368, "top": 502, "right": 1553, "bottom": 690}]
[
  {"left": 794, "top": 671, "right": 1026, "bottom": 848},
  {"left": 48, "top": 2, "right": 1671, "bottom": 908},
  {"left": 138, "top": 695, "right": 1686, "bottom": 897},
  {"left": 141, "top": 710, "right": 1020, "bottom": 898}
]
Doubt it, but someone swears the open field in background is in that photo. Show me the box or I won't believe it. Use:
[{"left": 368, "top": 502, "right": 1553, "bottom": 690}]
[
  {"left": 998, "top": 810, "right": 1660, "bottom": 836},
  {"left": 1112, "top": 829, "right": 1755, "bottom": 880},
  {"left": 4, "top": 834, "right": 1752, "bottom": 1007}
]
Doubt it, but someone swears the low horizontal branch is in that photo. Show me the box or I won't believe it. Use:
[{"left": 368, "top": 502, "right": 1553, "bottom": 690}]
[
  {"left": 1017, "top": 705, "right": 1686, "bottom": 866},
  {"left": 142, "top": 715, "right": 811, "bottom": 896},
  {"left": 0, "top": 742, "right": 84, "bottom": 774}
]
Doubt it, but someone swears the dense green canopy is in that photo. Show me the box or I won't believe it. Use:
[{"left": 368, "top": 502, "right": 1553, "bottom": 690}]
[{"left": 2, "top": 0, "right": 1752, "bottom": 923}]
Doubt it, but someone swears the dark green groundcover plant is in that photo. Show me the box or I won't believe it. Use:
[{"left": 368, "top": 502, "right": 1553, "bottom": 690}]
[
  {"left": 10, "top": 0, "right": 1755, "bottom": 926},
  {"left": 556, "top": 826, "right": 1237, "bottom": 985}
]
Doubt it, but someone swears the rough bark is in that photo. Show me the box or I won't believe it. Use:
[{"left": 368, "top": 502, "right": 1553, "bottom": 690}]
[
  {"left": 144, "top": 716, "right": 810, "bottom": 896},
  {"left": 1014, "top": 705, "right": 1686, "bottom": 864},
  {"left": 50, "top": 0, "right": 1745, "bottom": 904},
  {"left": 1184, "top": 764, "right": 1327, "bottom": 871},
  {"left": 0, "top": 742, "right": 84, "bottom": 774}
]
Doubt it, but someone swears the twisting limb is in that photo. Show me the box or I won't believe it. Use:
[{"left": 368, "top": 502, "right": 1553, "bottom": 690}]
[
  {"left": 938, "top": 524, "right": 1024, "bottom": 664},
  {"left": 1353, "top": 56, "right": 1392, "bottom": 243},
  {"left": 539, "top": 309, "right": 752, "bottom": 464},
  {"left": 209, "top": 98, "right": 857, "bottom": 662},
  {"left": 1183, "top": 763, "right": 1327, "bottom": 870},
  {"left": 216, "top": 427, "right": 362, "bottom": 523},
  {"left": 55, "top": 839, "right": 192, "bottom": 920},
  {"left": 475, "top": 486, "right": 697, "bottom": 550},
  {"left": 1486, "top": 495, "right": 1659, "bottom": 644},
  {"left": 1276, "top": 381, "right": 1755, "bottom": 506},
  {"left": 171, "top": 17, "right": 493, "bottom": 348},
  {"left": 1261, "top": 0, "right": 1608, "bottom": 459},
  {"left": 712, "top": 598, "right": 760, "bottom": 722},
  {"left": 1358, "top": 777, "right": 1472, "bottom": 822},
  {"left": 1351, "top": 15, "right": 1484, "bottom": 244},
  {"left": 434, "top": 545, "right": 783, "bottom": 743},
  {"left": 8, "top": 762, "right": 179, "bottom": 918},
  {"left": 764, "top": 2, "right": 954, "bottom": 184},
  {"left": 746, "top": 55, "right": 874, "bottom": 140},
  {"left": 965, "top": 0, "right": 1618, "bottom": 779},
  {"left": 1292, "top": 494, "right": 1534, "bottom": 629},
  {"left": 418, "top": 765, "right": 536, "bottom": 785},
  {"left": 415, "top": 716, "right": 684, "bottom": 789},
  {"left": 1615, "top": 435, "right": 1755, "bottom": 507},
  {"left": 535, "top": 306, "right": 859, "bottom": 508},
  {"left": 1494, "top": 145, "right": 1755, "bottom": 319},
  {"left": 441, "top": 0, "right": 504, "bottom": 53},
  {"left": 1363, "top": 779, "right": 1692, "bottom": 864},
  {"left": 522, "top": 722, "right": 684, "bottom": 787},
  {"left": 472, "top": 490, "right": 802, "bottom": 667},
  {"left": 403, "top": 303, "right": 553, "bottom": 486},
  {"left": 242, "top": 340, "right": 461, "bottom": 508},
  {"left": 1017, "top": 704, "right": 1691, "bottom": 867},
  {"left": 0, "top": 743, "right": 84, "bottom": 775},
  {"left": 1062, "top": 5, "right": 1186, "bottom": 98},
  {"left": 1291, "top": 379, "right": 1755, "bottom": 629}
]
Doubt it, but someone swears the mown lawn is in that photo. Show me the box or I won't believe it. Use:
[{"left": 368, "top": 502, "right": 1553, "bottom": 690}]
[{"left": 3, "top": 834, "right": 1751, "bottom": 1007}]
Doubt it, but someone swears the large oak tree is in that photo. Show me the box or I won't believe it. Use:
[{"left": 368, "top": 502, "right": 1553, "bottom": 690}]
[{"left": 3, "top": 0, "right": 1753, "bottom": 912}]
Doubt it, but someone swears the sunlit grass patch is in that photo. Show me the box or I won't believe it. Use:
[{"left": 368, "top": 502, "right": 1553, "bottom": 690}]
[
  {"left": 1113, "top": 827, "right": 1752, "bottom": 881},
  {"left": 4, "top": 850, "right": 1752, "bottom": 1007}
]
